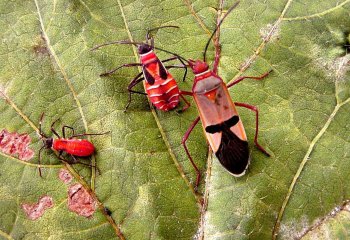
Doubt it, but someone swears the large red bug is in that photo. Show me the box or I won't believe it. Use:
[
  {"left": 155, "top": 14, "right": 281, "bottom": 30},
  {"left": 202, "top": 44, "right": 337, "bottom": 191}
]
[
  {"left": 92, "top": 26, "right": 190, "bottom": 112},
  {"left": 154, "top": 1, "right": 271, "bottom": 189},
  {"left": 37, "top": 113, "right": 107, "bottom": 176}
]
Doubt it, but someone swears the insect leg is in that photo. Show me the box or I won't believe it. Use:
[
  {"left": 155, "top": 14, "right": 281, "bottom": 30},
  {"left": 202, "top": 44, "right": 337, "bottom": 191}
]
[
  {"left": 162, "top": 56, "right": 188, "bottom": 82},
  {"left": 178, "top": 94, "right": 191, "bottom": 112},
  {"left": 57, "top": 151, "right": 74, "bottom": 167},
  {"left": 179, "top": 90, "right": 193, "bottom": 96},
  {"left": 39, "top": 113, "right": 45, "bottom": 137},
  {"left": 235, "top": 102, "right": 270, "bottom": 156},
  {"left": 37, "top": 145, "right": 45, "bottom": 177},
  {"left": 100, "top": 63, "right": 142, "bottom": 77},
  {"left": 57, "top": 151, "right": 66, "bottom": 163},
  {"left": 62, "top": 126, "right": 75, "bottom": 139},
  {"left": 227, "top": 70, "right": 272, "bottom": 88},
  {"left": 181, "top": 116, "right": 201, "bottom": 191},
  {"left": 178, "top": 90, "right": 193, "bottom": 112},
  {"left": 177, "top": 57, "right": 188, "bottom": 82},
  {"left": 50, "top": 119, "right": 61, "bottom": 138},
  {"left": 70, "top": 155, "right": 100, "bottom": 174},
  {"left": 125, "top": 72, "right": 146, "bottom": 111}
]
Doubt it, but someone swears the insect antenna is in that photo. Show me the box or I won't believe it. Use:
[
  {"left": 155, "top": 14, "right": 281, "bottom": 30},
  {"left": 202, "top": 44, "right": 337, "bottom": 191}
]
[
  {"left": 203, "top": 1, "right": 240, "bottom": 62},
  {"left": 146, "top": 25, "right": 179, "bottom": 41},
  {"left": 152, "top": 46, "right": 190, "bottom": 64},
  {"left": 92, "top": 38, "right": 190, "bottom": 66},
  {"left": 91, "top": 40, "right": 145, "bottom": 51}
]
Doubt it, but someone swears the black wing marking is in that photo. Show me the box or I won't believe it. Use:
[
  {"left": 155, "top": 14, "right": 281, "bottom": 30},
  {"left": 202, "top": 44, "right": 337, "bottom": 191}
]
[
  {"left": 205, "top": 115, "right": 240, "bottom": 134},
  {"left": 225, "top": 115, "right": 240, "bottom": 128},
  {"left": 205, "top": 124, "right": 222, "bottom": 134},
  {"left": 143, "top": 66, "right": 155, "bottom": 85},
  {"left": 205, "top": 115, "right": 249, "bottom": 175},
  {"left": 215, "top": 129, "right": 249, "bottom": 176},
  {"left": 157, "top": 59, "right": 168, "bottom": 80}
]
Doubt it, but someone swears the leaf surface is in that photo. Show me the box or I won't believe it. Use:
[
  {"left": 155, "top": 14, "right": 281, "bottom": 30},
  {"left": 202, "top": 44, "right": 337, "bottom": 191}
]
[{"left": 0, "top": 0, "right": 349, "bottom": 239}]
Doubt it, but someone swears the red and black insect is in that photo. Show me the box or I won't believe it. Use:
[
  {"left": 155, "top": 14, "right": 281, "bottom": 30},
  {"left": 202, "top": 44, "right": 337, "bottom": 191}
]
[
  {"left": 155, "top": 1, "right": 271, "bottom": 189},
  {"left": 37, "top": 113, "right": 107, "bottom": 176},
  {"left": 92, "top": 26, "right": 190, "bottom": 112}
]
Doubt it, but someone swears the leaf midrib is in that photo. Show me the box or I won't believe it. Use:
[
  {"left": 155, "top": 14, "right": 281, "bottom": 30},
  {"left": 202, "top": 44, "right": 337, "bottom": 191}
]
[{"left": 116, "top": 0, "right": 203, "bottom": 203}]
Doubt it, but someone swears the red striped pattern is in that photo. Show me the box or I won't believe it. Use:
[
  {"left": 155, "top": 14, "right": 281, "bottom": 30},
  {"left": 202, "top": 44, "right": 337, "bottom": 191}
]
[{"left": 141, "top": 51, "right": 180, "bottom": 111}]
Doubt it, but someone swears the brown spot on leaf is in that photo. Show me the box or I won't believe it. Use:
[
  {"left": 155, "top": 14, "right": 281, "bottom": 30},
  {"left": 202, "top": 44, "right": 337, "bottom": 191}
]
[
  {"left": 68, "top": 183, "right": 97, "bottom": 218},
  {"left": 58, "top": 168, "right": 73, "bottom": 184},
  {"left": 22, "top": 196, "right": 53, "bottom": 220},
  {"left": 0, "top": 129, "right": 34, "bottom": 160},
  {"left": 32, "top": 34, "right": 49, "bottom": 56},
  {"left": 33, "top": 45, "right": 48, "bottom": 55}
]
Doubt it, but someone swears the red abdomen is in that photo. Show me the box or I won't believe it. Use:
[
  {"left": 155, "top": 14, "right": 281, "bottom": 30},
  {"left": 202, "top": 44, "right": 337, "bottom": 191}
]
[
  {"left": 145, "top": 77, "right": 180, "bottom": 111},
  {"left": 141, "top": 51, "right": 180, "bottom": 111},
  {"left": 52, "top": 139, "right": 95, "bottom": 157}
]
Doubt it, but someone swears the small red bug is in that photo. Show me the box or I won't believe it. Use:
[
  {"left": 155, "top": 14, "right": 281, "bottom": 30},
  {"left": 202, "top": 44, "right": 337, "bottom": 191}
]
[
  {"left": 37, "top": 113, "right": 107, "bottom": 176},
  {"left": 155, "top": 1, "right": 271, "bottom": 190},
  {"left": 92, "top": 26, "right": 190, "bottom": 112}
]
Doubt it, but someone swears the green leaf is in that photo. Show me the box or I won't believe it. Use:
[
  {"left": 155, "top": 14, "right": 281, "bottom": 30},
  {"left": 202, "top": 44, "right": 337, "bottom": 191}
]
[
  {"left": 302, "top": 203, "right": 350, "bottom": 239},
  {"left": 0, "top": 0, "right": 350, "bottom": 240}
]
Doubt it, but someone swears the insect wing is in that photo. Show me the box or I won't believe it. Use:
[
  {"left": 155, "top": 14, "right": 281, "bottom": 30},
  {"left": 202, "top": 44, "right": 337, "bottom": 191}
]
[
  {"left": 193, "top": 77, "right": 247, "bottom": 152},
  {"left": 215, "top": 127, "right": 249, "bottom": 176},
  {"left": 156, "top": 59, "right": 168, "bottom": 80},
  {"left": 143, "top": 66, "right": 155, "bottom": 85}
]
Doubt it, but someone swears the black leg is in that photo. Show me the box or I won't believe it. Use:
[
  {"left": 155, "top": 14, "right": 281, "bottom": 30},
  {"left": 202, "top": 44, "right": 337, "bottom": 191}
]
[
  {"left": 162, "top": 56, "right": 188, "bottom": 82},
  {"left": 70, "top": 155, "right": 100, "bottom": 174},
  {"left": 62, "top": 126, "right": 75, "bottom": 139},
  {"left": 38, "top": 113, "right": 46, "bottom": 137},
  {"left": 125, "top": 72, "right": 147, "bottom": 111},
  {"left": 37, "top": 146, "right": 45, "bottom": 177},
  {"left": 177, "top": 57, "right": 188, "bottom": 82},
  {"left": 50, "top": 119, "right": 61, "bottom": 138}
]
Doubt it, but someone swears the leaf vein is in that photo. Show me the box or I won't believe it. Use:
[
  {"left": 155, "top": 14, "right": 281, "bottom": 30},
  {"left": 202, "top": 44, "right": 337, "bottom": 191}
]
[
  {"left": 33, "top": 0, "right": 98, "bottom": 189},
  {"left": 227, "top": 0, "right": 294, "bottom": 85},
  {"left": 0, "top": 229, "right": 14, "bottom": 240},
  {"left": 183, "top": 0, "right": 212, "bottom": 36},
  {"left": 272, "top": 97, "right": 350, "bottom": 238},
  {"left": 116, "top": 0, "right": 201, "bottom": 203},
  {"left": 282, "top": 0, "right": 350, "bottom": 21},
  {"left": 0, "top": 90, "right": 39, "bottom": 132},
  {"left": 0, "top": 152, "right": 63, "bottom": 168}
]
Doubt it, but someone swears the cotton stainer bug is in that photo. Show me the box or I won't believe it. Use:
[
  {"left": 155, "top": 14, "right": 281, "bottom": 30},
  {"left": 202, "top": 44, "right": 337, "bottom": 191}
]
[
  {"left": 37, "top": 113, "right": 108, "bottom": 176},
  {"left": 92, "top": 26, "right": 190, "bottom": 112},
  {"left": 152, "top": 1, "right": 271, "bottom": 190}
]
